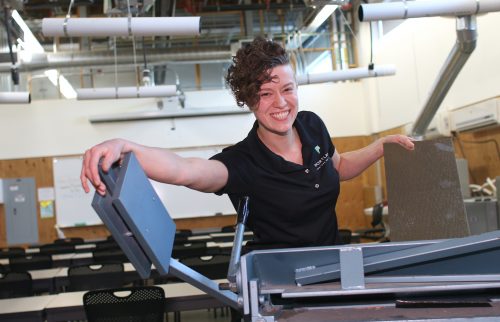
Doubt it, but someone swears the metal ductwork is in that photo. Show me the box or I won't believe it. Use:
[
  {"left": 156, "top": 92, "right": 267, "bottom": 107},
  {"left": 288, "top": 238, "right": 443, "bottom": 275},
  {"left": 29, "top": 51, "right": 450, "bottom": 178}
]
[
  {"left": 0, "top": 45, "right": 232, "bottom": 73},
  {"left": 411, "top": 16, "right": 477, "bottom": 138}
]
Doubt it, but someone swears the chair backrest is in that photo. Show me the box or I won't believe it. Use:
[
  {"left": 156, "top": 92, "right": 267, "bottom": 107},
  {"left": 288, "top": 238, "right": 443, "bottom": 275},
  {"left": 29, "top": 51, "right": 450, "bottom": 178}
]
[
  {"left": 40, "top": 243, "right": 75, "bottom": 255},
  {"left": 9, "top": 254, "right": 52, "bottom": 271},
  {"left": 92, "top": 249, "right": 128, "bottom": 264},
  {"left": 0, "top": 272, "right": 33, "bottom": 299},
  {"left": 172, "top": 242, "right": 207, "bottom": 260},
  {"left": 221, "top": 225, "right": 235, "bottom": 233},
  {"left": 0, "top": 247, "right": 26, "bottom": 259},
  {"left": 54, "top": 237, "right": 84, "bottom": 245},
  {"left": 336, "top": 229, "right": 352, "bottom": 245},
  {"left": 68, "top": 262, "right": 125, "bottom": 291},
  {"left": 94, "top": 240, "right": 120, "bottom": 251},
  {"left": 180, "top": 254, "right": 231, "bottom": 279},
  {"left": 83, "top": 286, "right": 165, "bottom": 322}
]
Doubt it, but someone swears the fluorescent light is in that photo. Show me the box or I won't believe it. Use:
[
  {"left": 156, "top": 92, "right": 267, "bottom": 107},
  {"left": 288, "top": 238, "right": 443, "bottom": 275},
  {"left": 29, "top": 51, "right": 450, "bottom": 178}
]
[
  {"left": 77, "top": 85, "right": 177, "bottom": 100},
  {"left": 359, "top": 0, "right": 500, "bottom": 22},
  {"left": 296, "top": 65, "right": 396, "bottom": 85},
  {"left": 11, "top": 10, "right": 76, "bottom": 99},
  {"left": 0, "top": 92, "right": 31, "bottom": 104},
  {"left": 42, "top": 17, "right": 201, "bottom": 37},
  {"left": 304, "top": 5, "right": 338, "bottom": 33}
]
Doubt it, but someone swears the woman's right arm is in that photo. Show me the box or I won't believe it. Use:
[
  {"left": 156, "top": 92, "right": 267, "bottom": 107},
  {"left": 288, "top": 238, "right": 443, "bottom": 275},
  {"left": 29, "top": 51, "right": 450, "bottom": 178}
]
[{"left": 80, "top": 139, "right": 228, "bottom": 195}]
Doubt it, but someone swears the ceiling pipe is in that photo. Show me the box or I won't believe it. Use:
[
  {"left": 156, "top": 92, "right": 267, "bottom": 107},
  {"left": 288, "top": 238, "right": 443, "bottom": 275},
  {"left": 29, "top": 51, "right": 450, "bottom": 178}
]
[
  {"left": 0, "top": 46, "right": 232, "bottom": 73},
  {"left": 411, "top": 15, "right": 477, "bottom": 138}
]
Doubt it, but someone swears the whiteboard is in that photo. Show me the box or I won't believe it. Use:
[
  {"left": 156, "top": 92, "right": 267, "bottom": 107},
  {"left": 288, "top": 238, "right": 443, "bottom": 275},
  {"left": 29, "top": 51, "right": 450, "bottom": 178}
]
[
  {"left": 53, "top": 156, "right": 101, "bottom": 227},
  {"left": 150, "top": 147, "right": 235, "bottom": 219},
  {"left": 53, "top": 146, "right": 235, "bottom": 227}
]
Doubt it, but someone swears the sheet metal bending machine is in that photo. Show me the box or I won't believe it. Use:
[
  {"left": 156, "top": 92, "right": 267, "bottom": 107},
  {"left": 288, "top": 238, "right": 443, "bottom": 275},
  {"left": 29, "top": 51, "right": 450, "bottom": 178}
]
[{"left": 92, "top": 152, "right": 500, "bottom": 322}]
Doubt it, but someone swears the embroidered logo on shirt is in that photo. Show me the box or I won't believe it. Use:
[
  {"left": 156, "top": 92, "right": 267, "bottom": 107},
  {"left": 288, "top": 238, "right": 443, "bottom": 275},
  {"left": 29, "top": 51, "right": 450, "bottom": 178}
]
[
  {"left": 314, "top": 145, "right": 321, "bottom": 154},
  {"left": 314, "top": 153, "right": 330, "bottom": 171}
]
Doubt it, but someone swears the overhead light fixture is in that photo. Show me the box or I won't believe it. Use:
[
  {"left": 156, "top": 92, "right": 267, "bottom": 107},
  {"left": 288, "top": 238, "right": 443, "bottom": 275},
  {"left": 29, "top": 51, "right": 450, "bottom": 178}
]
[
  {"left": 11, "top": 10, "right": 76, "bottom": 99},
  {"left": 0, "top": 92, "right": 31, "bottom": 104},
  {"left": 89, "top": 106, "right": 251, "bottom": 123},
  {"left": 359, "top": 0, "right": 500, "bottom": 22},
  {"left": 296, "top": 65, "right": 396, "bottom": 85},
  {"left": 42, "top": 17, "right": 201, "bottom": 37},
  {"left": 303, "top": 5, "right": 338, "bottom": 33},
  {"left": 77, "top": 85, "right": 178, "bottom": 100}
]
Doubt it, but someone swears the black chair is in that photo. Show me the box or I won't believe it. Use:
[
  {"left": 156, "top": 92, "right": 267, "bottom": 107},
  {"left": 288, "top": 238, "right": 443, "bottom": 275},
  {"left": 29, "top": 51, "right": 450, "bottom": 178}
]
[
  {"left": 180, "top": 254, "right": 230, "bottom": 279},
  {"left": 54, "top": 237, "right": 84, "bottom": 245},
  {"left": 93, "top": 249, "right": 128, "bottom": 264},
  {"left": 356, "top": 202, "right": 388, "bottom": 242},
  {"left": 68, "top": 262, "right": 125, "bottom": 291},
  {"left": 94, "top": 240, "right": 120, "bottom": 251},
  {"left": 9, "top": 254, "right": 52, "bottom": 271},
  {"left": 336, "top": 229, "right": 352, "bottom": 245},
  {"left": 0, "top": 272, "right": 33, "bottom": 299},
  {"left": 0, "top": 247, "right": 25, "bottom": 259},
  {"left": 172, "top": 242, "right": 208, "bottom": 260},
  {"left": 221, "top": 225, "right": 236, "bottom": 233},
  {"left": 173, "top": 230, "right": 193, "bottom": 244},
  {"left": 40, "top": 243, "right": 75, "bottom": 255},
  {"left": 83, "top": 286, "right": 165, "bottom": 322}
]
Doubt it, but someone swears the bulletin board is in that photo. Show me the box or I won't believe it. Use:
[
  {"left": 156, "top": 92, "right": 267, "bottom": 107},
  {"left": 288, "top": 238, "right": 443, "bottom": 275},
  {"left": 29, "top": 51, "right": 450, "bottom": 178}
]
[{"left": 53, "top": 146, "right": 235, "bottom": 227}]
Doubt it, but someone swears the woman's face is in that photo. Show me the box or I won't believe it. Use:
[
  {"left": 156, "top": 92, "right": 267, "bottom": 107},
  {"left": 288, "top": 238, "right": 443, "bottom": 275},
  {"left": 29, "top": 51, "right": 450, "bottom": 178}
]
[{"left": 252, "top": 64, "right": 298, "bottom": 137}]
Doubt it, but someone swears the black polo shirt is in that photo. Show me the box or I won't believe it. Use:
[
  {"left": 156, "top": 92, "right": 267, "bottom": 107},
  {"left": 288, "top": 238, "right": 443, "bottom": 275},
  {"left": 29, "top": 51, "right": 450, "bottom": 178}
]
[{"left": 210, "top": 111, "right": 340, "bottom": 249}]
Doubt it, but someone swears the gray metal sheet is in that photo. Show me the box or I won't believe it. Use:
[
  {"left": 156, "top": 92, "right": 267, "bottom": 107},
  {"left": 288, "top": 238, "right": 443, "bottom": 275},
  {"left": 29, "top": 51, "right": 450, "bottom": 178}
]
[{"left": 384, "top": 137, "right": 469, "bottom": 241}]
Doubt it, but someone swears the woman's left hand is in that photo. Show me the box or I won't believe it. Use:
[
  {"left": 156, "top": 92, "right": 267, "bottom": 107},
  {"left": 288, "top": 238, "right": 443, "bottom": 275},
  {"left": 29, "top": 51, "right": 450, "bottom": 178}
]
[{"left": 381, "top": 134, "right": 415, "bottom": 151}]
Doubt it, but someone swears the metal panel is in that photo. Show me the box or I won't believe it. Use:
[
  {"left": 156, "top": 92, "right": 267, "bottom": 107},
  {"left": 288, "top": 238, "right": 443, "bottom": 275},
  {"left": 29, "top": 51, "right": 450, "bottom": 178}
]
[
  {"left": 92, "top": 152, "right": 176, "bottom": 278},
  {"left": 3, "top": 178, "right": 39, "bottom": 245},
  {"left": 384, "top": 137, "right": 469, "bottom": 241}
]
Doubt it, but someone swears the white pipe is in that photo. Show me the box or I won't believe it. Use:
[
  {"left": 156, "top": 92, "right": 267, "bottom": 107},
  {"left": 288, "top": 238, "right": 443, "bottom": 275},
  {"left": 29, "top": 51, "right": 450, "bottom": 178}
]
[
  {"left": 359, "top": 0, "right": 500, "bottom": 22},
  {"left": 77, "top": 85, "right": 177, "bottom": 100},
  {"left": 0, "top": 92, "right": 31, "bottom": 104},
  {"left": 42, "top": 17, "right": 200, "bottom": 37},
  {"left": 296, "top": 65, "right": 396, "bottom": 85}
]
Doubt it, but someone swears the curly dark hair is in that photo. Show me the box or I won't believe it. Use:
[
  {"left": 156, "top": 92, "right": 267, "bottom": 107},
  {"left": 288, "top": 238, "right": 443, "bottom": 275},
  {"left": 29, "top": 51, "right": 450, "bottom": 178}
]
[{"left": 226, "top": 37, "right": 290, "bottom": 109}]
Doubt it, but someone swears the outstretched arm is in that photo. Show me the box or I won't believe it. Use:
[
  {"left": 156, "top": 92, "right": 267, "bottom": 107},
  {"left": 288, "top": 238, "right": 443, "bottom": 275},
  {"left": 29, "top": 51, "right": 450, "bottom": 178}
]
[
  {"left": 332, "top": 134, "right": 415, "bottom": 181},
  {"left": 80, "top": 139, "right": 228, "bottom": 195}
]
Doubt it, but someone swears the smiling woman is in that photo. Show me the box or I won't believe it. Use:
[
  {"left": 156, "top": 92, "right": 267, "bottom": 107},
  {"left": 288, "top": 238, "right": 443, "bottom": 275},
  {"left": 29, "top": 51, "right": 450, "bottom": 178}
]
[{"left": 81, "top": 36, "right": 415, "bottom": 253}]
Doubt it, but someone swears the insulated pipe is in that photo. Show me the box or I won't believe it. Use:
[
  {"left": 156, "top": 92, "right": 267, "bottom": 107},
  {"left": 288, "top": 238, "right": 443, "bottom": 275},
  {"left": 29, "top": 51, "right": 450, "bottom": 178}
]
[
  {"left": 0, "top": 92, "right": 31, "bottom": 104},
  {"left": 359, "top": 0, "right": 500, "bottom": 22},
  {"left": 411, "top": 15, "right": 477, "bottom": 137},
  {"left": 0, "top": 46, "right": 232, "bottom": 73},
  {"left": 42, "top": 17, "right": 201, "bottom": 37},
  {"left": 296, "top": 65, "right": 396, "bottom": 85},
  {"left": 76, "top": 85, "right": 177, "bottom": 100}
]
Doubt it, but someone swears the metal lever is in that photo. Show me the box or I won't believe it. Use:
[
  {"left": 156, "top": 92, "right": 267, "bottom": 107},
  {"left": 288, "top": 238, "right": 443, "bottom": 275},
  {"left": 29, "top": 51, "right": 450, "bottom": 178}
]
[{"left": 226, "top": 196, "right": 250, "bottom": 293}]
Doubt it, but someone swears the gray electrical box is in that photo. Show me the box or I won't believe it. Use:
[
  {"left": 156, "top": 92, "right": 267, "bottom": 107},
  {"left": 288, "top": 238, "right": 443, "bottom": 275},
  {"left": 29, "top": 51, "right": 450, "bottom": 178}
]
[
  {"left": 464, "top": 198, "right": 499, "bottom": 235},
  {"left": 3, "top": 177, "right": 39, "bottom": 245}
]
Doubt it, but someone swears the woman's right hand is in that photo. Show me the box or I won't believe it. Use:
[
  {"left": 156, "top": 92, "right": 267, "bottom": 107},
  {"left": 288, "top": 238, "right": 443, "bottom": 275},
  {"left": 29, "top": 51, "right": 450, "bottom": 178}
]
[{"left": 80, "top": 138, "right": 127, "bottom": 195}]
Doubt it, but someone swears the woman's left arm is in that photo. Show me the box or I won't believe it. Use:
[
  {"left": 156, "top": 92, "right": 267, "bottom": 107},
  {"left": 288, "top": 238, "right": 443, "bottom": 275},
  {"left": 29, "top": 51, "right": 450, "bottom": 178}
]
[{"left": 332, "top": 134, "right": 415, "bottom": 181}]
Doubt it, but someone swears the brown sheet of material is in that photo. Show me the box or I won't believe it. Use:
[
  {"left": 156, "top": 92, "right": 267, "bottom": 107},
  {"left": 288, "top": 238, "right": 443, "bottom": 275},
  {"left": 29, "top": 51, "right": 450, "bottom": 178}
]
[{"left": 384, "top": 137, "right": 469, "bottom": 242}]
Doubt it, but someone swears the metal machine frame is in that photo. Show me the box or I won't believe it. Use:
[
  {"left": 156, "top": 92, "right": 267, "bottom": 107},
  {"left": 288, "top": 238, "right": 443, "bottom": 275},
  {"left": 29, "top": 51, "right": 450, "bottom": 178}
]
[{"left": 92, "top": 152, "right": 500, "bottom": 321}]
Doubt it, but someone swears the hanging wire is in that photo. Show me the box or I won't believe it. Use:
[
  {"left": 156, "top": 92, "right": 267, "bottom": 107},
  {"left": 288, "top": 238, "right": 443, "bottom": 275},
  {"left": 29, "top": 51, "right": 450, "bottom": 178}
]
[
  {"left": 338, "top": 4, "right": 373, "bottom": 70},
  {"left": 126, "top": 0, "right": 140, "bottom": 91},
  {"left": 113, "top": 36, "right": 119, "bottom": 96}
]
